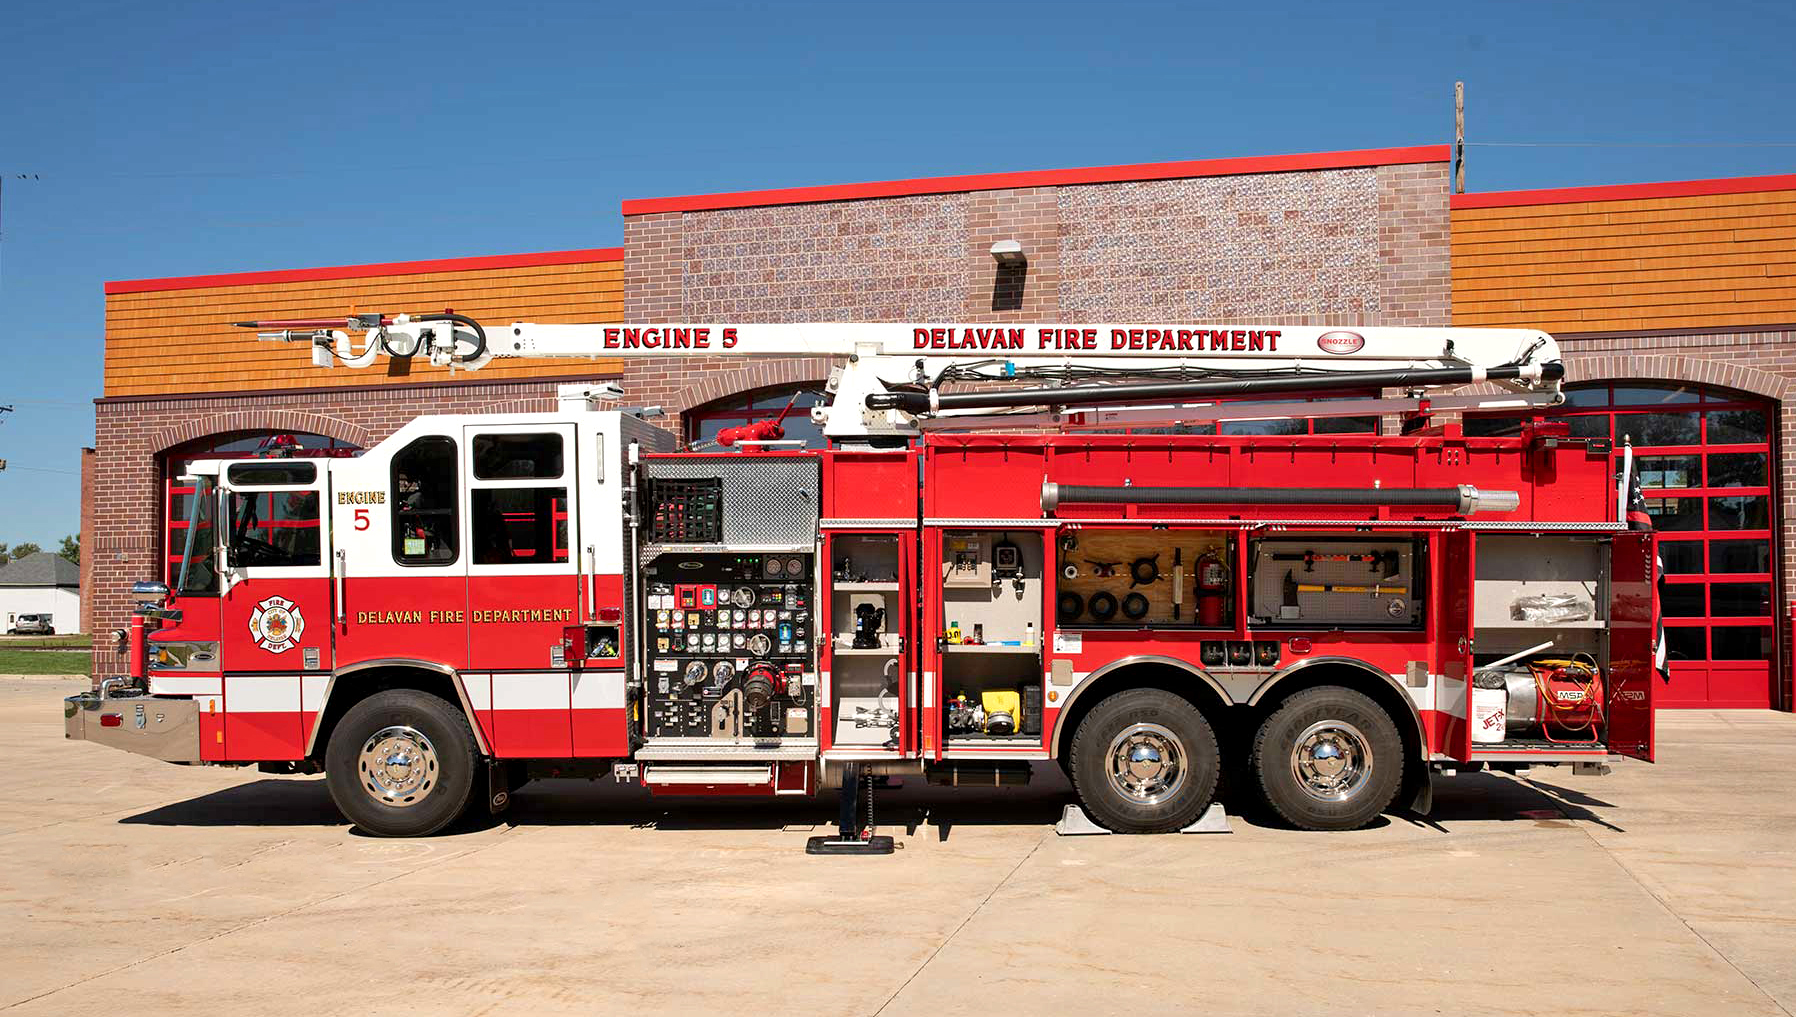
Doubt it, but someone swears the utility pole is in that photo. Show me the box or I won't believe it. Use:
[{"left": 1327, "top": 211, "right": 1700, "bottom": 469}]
[{"left": 1453, "top": 81, "right": 1466, "bottom": 194}]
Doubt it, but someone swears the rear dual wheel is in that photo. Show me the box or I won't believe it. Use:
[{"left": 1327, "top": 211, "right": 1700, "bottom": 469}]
[
  {"left": 1070, "top": 689, "right": 1221, "bottom": 833},
  {"left": 1250, "top": 686, "right": 1403, "bottom": 831}
]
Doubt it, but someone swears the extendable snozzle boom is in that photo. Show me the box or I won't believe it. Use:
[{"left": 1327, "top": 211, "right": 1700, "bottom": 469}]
[{"left": 239, "top": 316, "right": 1563, "bottom": 443}]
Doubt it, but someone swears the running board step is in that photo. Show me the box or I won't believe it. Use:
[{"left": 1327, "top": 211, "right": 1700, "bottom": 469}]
[{"left": 641, "top": 764, "right": 771, "bottom": 789}]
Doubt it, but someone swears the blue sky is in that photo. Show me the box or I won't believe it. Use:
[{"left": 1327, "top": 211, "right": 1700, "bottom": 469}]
[{"left": 1, "top": 0, "right": 1793, "bottom": 548}]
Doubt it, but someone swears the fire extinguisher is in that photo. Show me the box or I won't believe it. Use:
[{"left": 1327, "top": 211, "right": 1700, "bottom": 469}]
[{"left": 1196, "top": 551, "right": 1227, "bottom": 627}]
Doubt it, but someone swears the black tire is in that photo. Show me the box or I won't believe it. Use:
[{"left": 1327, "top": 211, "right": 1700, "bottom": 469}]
[
  {"left": 324, "top": 689, "right": 479, "bottom": 837},
  {"left": 1069, "top": 688, "right": 1220, "bottom": 833},
  {"left": 1251, "top": 686, "right": 1404, "bottom": 831}
]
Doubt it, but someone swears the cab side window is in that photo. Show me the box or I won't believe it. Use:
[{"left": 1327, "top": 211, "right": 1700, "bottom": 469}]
[
  {"left": 392, "top": 436, "right": 459, "bottom": 565},
  {"left": 471, "top": 432, "right": 567, "bottom": 565}
]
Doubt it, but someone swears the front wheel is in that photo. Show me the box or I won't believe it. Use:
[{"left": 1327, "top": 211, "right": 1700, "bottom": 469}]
[
  {"left": 1069, "top": 688, "right": 1220, "bottom": 833},
  {"left": 1251, "top": 686, "right": 1403, "bottom": 830},
  {"left": 324, "top": 689, "right": 478, "bottom": 837}
]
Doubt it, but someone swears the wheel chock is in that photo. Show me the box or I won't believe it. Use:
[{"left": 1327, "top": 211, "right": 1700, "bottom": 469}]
[{"left": 1055, "top": 802, "right": 1232, "bottom": 836}]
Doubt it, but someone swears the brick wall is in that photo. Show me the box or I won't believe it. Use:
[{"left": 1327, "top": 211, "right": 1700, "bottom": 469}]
[{"left": 86, "top": 374, "right": 615, "bottom": 678}]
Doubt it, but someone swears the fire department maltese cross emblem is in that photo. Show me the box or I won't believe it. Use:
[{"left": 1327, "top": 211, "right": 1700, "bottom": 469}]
[{"left": 248, "top": 596, "right": 305, "bottom": 653}]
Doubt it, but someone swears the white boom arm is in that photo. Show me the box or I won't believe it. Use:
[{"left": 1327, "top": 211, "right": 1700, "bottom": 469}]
[{"left": 246, "top": 316, "right": 1563, "bottom": 442}]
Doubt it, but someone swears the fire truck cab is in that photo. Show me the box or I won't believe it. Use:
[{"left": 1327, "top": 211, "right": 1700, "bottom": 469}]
[{"left": 66, "top": 319, "right": 1658, "bottom": 839}]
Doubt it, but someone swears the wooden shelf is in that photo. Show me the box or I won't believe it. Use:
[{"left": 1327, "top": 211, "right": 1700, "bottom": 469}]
[
  {"left": 941, "top": 644, "right": 1039, "bottom": 655},
  {"left": 832, "top": 582, "right": 901, "bottom": 592}
]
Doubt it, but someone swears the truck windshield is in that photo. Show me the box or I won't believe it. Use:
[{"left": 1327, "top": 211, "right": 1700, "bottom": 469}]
[{"left": 175, "top": 475, "right": 220, "bottom": 596}]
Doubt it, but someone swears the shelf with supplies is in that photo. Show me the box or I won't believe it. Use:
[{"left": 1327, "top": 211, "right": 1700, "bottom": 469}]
[
  {"left": 832, "top": 635, "right": 903, "bottom": 656},
  {"left": 940, "top": 643, "right": 1040, "bottom": 655},
  {"left": 832, "top": 581, "right": 901, "bottom": 592}
]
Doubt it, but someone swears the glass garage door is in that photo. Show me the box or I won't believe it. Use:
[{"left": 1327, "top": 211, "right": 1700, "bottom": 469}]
[{"left": 1558, "top": 384, "right": 1775, "bottom": 708}]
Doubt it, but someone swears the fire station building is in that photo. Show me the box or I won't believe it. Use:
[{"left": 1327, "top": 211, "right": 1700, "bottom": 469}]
[{"left": 87, "top": 144, "right": 1796, "bottom": 711}]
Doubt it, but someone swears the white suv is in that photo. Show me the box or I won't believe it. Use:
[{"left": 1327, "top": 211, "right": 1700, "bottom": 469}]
[{"left": 7, "top": 614, "right": 54, "bottom": 635}]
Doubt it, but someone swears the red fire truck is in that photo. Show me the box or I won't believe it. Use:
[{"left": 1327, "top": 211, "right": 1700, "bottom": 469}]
[{"left": 65, "top": 318, "right": 1657, "bottom": 847}]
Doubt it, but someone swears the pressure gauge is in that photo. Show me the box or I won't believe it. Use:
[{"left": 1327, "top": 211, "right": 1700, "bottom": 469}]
[
  {"left": 784, "top": 557, "right": 804, "bottom": 577},
  {"left": 763, "top": 557, "right": 782, "bottom": 579},
  {"left": 683, "top": 661, "right": 708, "bottom": 687},
  {"left": 748, "top": 633, "right": 773, "bottom": 656},
  {"left": 712, "top": 660, "right": 736, "bottom": 683},
  {"left": 732, "top": 609, "right": 747, "bottom": 626},
  {"left": 732, "top": 632, "right": 747, "bottom": 649},
  {"left": 731, "top": 586, "right": 756, "bottom": 608}
]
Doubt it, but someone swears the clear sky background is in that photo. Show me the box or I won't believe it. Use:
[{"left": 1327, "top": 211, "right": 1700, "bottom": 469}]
[{"left": 1, "top": 0, "right": 1793, "bottom": 548}]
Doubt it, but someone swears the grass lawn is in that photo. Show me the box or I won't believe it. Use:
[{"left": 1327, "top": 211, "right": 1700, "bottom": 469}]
[
  {"left": 0, "top": 634, "right": 93, "bottom": 649},
  {"left": 0, "top": 649, "right": 90, "bottom": 675}
]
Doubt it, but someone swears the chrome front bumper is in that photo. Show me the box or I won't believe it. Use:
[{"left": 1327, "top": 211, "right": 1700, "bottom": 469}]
[{"left": 64, "top": 689, "right": 202, "bottom": 763}]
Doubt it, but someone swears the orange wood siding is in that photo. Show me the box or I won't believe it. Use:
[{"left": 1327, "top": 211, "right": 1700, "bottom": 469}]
[
  {"left": 104, "top": 259, "right": 624, "bottom": 397},
  {"left": 1451, "top": 189, "right": 1796, "bottom": 333}
]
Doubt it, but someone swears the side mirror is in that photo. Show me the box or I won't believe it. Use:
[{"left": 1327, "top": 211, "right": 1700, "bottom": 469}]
[{"left": 131, "top": 580, "right": 171, "bottom": 605}]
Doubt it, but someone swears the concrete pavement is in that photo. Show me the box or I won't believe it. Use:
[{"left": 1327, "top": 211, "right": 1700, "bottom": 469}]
[{"left": 3, "top": 678, "right": 1791, "bottom": 1016}]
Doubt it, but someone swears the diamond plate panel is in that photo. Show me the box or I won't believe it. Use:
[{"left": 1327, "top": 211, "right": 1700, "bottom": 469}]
[{"left": 643, "top": 457, "right": 819, "bottom": 545}]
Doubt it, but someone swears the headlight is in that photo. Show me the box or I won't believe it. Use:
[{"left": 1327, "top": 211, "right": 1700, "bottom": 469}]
[{"left": 149, "top": 641, "right": 219, "bottom": 670}]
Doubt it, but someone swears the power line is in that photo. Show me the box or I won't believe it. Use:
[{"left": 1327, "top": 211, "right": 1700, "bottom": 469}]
[{"left": 1468, "top": 141, "right": 1796, "bottom": 148}]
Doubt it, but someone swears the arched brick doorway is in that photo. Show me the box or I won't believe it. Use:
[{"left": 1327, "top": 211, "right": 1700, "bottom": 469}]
[
  {"left": 158, "top": 430, "right": 362, "bottom": 585},
  {"left": 1470, "top": 380, "right": 1778, "bottom": 708}
]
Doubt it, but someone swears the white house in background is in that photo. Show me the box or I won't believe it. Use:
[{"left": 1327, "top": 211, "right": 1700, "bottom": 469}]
[{"left": 0, "top": 553, "right": 81, "bottom": 634}]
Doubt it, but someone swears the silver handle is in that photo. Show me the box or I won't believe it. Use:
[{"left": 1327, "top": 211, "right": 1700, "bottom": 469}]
[
  {"left": 334, "top": 549, "right": 346, "bottom": 623},
  {"left": 585, "top": 544, "right": 597, "bottom": 621}
]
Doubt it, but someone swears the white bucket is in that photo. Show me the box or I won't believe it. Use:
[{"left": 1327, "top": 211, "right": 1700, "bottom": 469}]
[{"left": 1471, "top": 685, "right": 1508, "bottom": 744}]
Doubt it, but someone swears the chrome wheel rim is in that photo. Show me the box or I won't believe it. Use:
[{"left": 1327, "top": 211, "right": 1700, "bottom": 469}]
[
  {"left": 1289, "top": 720, "right": 1373, "bottom": 803},
  {"left": 358, "top": 725, "right": 439, "bottom": 807},
  {"left": 1107, "top": 723, "right": 1186, "bottom": 805}
]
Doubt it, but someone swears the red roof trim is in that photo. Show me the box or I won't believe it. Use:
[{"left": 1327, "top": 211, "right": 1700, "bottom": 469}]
[
  {"left": 105, "top": 247, "right": 624, "bottom": 295},
  {"left": 622, "top": 145, "right": 1450, "bottom": 215},
  {"left": 1451, "top": 173, "right": 1796, "bottom": 210}
]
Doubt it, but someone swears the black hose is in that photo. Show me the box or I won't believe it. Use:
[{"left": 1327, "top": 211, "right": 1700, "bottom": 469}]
[
  {"left": 1041, "top": 482, "right": 1520, "bottom": 515},
  {"left": 414, "top": 312, "right": 488, "bottom": 364},
  {"left": 867, "top": 361, "right": 1563, "bottom": 414},
  {"left": 1088, "top": 591, "right": 1118, "bottom": 621}
]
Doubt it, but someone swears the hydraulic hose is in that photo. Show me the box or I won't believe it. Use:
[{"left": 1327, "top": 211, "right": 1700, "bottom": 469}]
[
  {"left": 867, "top": 361, "right": 1564, "bottom": 415},
  {"left": 414, "top": 312, "right": 488, "bottom": 365},
  {"left": 1040, "top": 482, "right": 1520, "bottom": 515}
]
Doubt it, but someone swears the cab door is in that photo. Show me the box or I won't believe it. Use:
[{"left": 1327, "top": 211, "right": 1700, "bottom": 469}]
[
  {"left": 218, "top": 460, "right": 333, "bottom": 760},
  {"left": 463, "top": 423, "right": 580, "bottom": 757},
  {"left": 1607, "top": 531, "right": 1657, "bottom": 761}
]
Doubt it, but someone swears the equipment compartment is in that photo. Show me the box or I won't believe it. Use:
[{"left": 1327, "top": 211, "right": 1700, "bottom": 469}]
[
  {"left": 827, "top": 533, "right": 908, "bottom": 752},
  {"left": 935, "top": 530, "right": 1045, "bottom": 746},
  {"left": 1248, "top": 536, "right": 1422, "bottom": 629},
  {"left": 1461, "top": 533, "right": 1650, "bottom": 758},
  {"left": 1053, "top": 527, "right": 1232, "bottom": 629}
]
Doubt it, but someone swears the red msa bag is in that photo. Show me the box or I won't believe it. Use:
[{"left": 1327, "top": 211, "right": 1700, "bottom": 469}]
[{"left": 1526, "top": 657, "right": 1604, "bottom": 745}]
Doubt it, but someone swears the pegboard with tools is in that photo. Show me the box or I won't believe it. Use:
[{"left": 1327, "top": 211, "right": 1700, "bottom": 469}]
[
  {"left": 1054, "top": 528, "right": 1233, "bottom": 629},
  {"left": 1248, "top": 536, "right": 1422, "bottom": 628}
]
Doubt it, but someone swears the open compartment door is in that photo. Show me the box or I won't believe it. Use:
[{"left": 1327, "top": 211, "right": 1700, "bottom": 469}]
[
  {"left": 1433, "top": 530, "right": 1475, "bottom": 762},
  {"left": 1606, "top": 532, "right": 1657, "bottom": 762}
]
